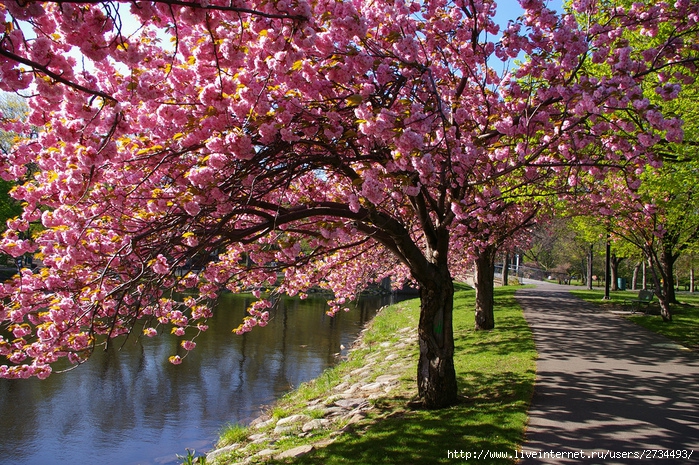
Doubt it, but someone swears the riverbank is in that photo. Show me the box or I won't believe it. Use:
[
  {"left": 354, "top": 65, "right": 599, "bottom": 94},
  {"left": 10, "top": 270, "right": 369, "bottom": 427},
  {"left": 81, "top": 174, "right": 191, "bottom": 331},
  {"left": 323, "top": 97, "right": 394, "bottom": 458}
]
[{"left": 202, "top": 284, "right": 536, "bottom": 465}]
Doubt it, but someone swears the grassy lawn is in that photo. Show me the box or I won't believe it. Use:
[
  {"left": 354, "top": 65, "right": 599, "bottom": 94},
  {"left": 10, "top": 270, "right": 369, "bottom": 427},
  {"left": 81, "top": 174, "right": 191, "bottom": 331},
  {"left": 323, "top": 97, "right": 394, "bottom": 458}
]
[
  {"left": 258, "top": 286, "right": 536, "bottom": 465},
  {"left": 208, "top": 285, "right": 536, "bottom": 465},
  {"left": 569, "top": 289, "right": 699, "bottom": 350}
]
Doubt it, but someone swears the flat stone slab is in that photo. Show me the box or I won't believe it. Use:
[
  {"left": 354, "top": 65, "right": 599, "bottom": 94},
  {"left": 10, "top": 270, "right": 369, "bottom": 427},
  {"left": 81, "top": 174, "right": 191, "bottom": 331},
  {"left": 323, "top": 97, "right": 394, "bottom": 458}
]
[
  {"left": 343, "top": 413, "right": 366, "bottom": 427},
  {"left": 333, "top": 382, "right": 350, "bottom": 392},
  {"left": 206, "top": 444, "right": 239, "bottom": 461},
  {"left": 334, "top": 398, "right": 368, "bottom": 409},
  {"left": 255, "top": 448, "right": 278, "bottom": 458},
  {"left": 342, "top": 383, "right": 361, "bottom": 395},
  {"left": 275, "top": 444, "right": 314, "bottom": 460},
  {"left": 302, "top": 419, "right": 330, "bottom": 432},
  {"left": 254, "top": 418, "right": 275, "bottom": 429},
  {"left": 350, "top": 367, "right": 372, "bottom": 376},
  {"left": 321, "top": 406, "right": 346, "bottom": 417},
  {"left": 273, "top": 425, "right": 296, "bottom": 434},
  {"left": 276, "top": 414, "right": 311, "bottom": 426},
  {"left": 360, "top": 382, "right": 383, "bottom": 391},
  {"left": 374, "top": 374, "right": 400, "bottom": 383}
]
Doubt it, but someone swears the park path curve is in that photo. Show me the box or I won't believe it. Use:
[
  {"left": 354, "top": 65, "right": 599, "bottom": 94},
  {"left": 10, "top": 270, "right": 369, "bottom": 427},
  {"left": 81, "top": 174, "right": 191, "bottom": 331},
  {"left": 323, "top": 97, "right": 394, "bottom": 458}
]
[{"left": 516, "top": 283, "right": 699, "bottom": 464}]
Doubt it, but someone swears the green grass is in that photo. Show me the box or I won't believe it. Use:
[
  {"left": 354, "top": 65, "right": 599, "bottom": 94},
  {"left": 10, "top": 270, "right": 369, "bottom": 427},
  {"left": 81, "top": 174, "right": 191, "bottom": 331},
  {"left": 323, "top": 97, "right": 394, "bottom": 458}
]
[
  {"left": 568, "top": 289, "right": 631, "bottom": 307},
  {"left": 254, "top": 284, "right": 537, "bottom": 465},
  {"left": 219, "top": 423, "right": 250, "bottom": 446},
  {"left": 570, "top": 289, "right": 699, "bottom": 350}
]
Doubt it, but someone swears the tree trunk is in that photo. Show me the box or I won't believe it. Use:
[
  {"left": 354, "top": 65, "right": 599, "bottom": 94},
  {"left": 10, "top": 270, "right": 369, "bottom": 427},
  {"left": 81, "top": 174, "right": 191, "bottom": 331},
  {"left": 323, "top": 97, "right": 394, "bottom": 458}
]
[
  {"left": 632, "top": 262, "right": 640, "bottom": 291},
  {"left": 691, "top": 265, "right": 695, "bottom": 293},
  {"left": 642, "top": 261, "right": 647, "bottom": 289},
  {"left": 502, "top": 253, "right": 509, "bottom": 286},
  {"left": 660, "top": 247, "right": 678, "bottom": 304},
  {"left": 417, "top": 266, "right": 458, "bottom": 409},
  {"left": 586, "top": 244, "right": 593, "bottom": 290},
  {"left": 610, "top": 254, "right": 624, "bottom": 291},
  {"left": 474, "top": 245, "right": 496, "bottom": 330},
  {"left": 652, "top": 269, "right": 673, "bottom": 322},
  {"left": 646, "top": 253, "right": 672, "bottom": 322}
]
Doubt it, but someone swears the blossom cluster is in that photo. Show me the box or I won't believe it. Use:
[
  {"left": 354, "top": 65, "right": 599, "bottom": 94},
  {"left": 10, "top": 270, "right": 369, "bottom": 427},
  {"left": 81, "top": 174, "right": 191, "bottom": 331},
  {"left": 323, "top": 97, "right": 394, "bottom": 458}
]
[{"left": 0, "top": 0, "right": 697, "bottom": 377}]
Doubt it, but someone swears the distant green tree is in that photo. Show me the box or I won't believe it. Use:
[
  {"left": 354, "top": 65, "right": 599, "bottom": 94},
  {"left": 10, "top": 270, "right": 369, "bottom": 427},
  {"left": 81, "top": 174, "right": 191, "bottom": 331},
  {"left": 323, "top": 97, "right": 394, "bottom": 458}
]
[
  {"left": 611, "top": 83, "right": 699, "bottom": 317},
  {"left": 0, "top": 93, "right": 28, "bottom": 154},
  {"left": 0, "top": 94, "right": 27, "bottom": 266},
  {"left": 525, "top": 215, "right": 608, "bottom": 286}
]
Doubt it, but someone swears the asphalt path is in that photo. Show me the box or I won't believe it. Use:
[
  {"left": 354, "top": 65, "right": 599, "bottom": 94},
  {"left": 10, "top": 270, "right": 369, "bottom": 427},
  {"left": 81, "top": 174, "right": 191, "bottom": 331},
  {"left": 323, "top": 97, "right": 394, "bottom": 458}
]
[{"left": 516, "top": 283, "right": 699, "bottom": 464}]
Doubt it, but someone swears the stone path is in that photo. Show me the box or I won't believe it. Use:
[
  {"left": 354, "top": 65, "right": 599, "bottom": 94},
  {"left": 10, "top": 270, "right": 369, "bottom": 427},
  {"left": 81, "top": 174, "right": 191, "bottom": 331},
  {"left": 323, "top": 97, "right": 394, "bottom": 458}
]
[{"left": 516, "top": 283, "right": 699, "bottom": 464}]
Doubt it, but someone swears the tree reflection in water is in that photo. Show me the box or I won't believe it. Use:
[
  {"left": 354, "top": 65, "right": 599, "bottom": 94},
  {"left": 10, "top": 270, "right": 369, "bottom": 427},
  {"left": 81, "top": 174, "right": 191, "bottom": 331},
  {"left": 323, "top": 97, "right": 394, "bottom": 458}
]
[{"left": 0, "top": 293, "right": 401, "bottom": 465}]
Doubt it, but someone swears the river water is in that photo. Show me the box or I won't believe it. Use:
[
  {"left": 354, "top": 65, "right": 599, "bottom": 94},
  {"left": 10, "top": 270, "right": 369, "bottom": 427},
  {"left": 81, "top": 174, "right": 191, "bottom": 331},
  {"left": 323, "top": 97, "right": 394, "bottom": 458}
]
[{"left": 0, "top": 292, "right": 402, "bottom": 465}]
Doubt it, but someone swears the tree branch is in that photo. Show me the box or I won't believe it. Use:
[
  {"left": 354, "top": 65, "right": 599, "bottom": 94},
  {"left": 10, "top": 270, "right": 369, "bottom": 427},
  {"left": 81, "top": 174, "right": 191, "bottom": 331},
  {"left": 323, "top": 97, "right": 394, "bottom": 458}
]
[
  {"left": 47, "top": 0, "right": 309, "bottom": 22},
  {"left": 0, "top": 47, "right": 118, "bottom": 103}
]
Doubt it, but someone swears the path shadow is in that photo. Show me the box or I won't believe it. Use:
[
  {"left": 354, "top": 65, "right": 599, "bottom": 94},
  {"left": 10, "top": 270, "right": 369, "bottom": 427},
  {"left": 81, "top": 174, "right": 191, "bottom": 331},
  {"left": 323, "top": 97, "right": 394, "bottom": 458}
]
[{"left": 517, "top": 286, "right": 699, "bottom": 464}]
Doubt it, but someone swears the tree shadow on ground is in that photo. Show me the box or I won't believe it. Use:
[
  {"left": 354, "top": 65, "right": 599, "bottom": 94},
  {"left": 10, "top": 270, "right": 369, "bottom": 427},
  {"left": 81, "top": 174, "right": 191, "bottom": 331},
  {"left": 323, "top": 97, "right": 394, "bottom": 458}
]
[
  {"left": 276, "top": 374, "right": 530, "bottom": 465},
  {"left": 517, "top": 286, "right": 699, "bottom": 465},
  {"left": 274, "top": 286, "right": 534, "bottom": 465}
]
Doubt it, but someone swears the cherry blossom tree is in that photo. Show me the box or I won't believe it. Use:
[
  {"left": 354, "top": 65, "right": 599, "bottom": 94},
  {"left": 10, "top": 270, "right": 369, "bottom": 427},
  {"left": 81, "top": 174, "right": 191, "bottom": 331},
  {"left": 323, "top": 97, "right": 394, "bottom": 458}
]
[
  {"left": 608, "top": 154, "right": 699, "bottom": 320},
  {"left": 0, "top": 0, "right": 697, "bottom": 408},
  {"left": 568, "top": 43, "right": 699, "bottom": 320},
  {"left": 640, "top": 88, "right": 699, "bottom": 307},
  {"left": 464, "top": 195, "right": 543, "bottom": 330}
]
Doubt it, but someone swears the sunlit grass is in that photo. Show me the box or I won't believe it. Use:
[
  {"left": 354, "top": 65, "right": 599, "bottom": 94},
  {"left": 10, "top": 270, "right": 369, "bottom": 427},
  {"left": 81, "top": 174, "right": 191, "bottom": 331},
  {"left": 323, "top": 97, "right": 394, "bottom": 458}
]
[
  {"left": 218, "top": 423, "right": 250, "bottom": 446},
  {"left": 570, "top": 289, "right": 699, "bottom": 350},
  {"left": 262, "top": 285, "right": 536, "bottom": 465}
]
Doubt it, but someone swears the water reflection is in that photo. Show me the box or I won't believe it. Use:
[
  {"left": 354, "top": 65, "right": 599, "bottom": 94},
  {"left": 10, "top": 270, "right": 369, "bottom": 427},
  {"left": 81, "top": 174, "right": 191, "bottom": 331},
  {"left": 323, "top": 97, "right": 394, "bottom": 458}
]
[{"left": 0, "top": 293, "right": 401, "bottom": 465}]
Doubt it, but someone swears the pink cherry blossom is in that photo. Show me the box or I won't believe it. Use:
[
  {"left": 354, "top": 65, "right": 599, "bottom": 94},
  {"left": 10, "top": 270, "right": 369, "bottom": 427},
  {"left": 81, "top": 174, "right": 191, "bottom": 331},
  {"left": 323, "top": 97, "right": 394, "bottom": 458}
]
[
  {"left": 143, "top": 328, "right": 158, "bottom": 337},
  {"left": 181, "top": 340, "right": 196, "bottom": 351},
  {"left": 0, "top": 0, "right": 696, "bottom": 408}
]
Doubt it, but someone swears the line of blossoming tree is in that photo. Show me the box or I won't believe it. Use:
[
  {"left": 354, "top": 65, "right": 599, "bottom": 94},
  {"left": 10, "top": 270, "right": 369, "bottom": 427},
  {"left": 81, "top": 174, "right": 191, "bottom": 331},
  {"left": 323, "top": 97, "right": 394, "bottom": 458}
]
[{"left": 0, "top": 0, "right": 697, "bottom": 408}]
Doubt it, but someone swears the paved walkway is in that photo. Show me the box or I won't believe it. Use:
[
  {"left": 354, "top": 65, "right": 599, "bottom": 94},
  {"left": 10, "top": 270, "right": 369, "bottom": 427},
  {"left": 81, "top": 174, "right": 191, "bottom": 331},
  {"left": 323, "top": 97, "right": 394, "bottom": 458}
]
[{"left": 516, "top": 283, "right": 699, "bottom": 464}]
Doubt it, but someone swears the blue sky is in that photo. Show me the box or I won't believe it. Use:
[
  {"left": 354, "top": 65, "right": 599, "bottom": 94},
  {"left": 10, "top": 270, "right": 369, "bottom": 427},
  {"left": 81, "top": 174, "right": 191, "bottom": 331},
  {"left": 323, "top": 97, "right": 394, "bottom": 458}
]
[{"left": 493, "top": 0, "right": 566, "bottom": 26}]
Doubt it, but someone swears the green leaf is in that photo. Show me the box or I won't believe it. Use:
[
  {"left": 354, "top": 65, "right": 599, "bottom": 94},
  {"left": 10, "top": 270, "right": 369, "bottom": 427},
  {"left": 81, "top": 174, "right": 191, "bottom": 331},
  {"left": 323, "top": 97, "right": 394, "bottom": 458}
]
[{"left": 345, "top": 94, "right": 363, "bottom": 107}]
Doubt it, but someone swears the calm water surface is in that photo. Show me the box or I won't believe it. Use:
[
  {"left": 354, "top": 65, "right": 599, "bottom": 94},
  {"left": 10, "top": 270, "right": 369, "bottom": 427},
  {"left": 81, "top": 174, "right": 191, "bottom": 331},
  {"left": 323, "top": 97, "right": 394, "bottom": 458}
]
[{"left": 0, "top": 293, "right": 402, "bottom": 465}]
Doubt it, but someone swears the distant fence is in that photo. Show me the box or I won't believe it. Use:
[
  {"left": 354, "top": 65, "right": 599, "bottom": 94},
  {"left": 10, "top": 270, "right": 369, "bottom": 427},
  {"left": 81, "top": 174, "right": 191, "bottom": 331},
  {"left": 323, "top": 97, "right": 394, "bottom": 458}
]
[{"left": 494, "top": 264, "right": 548, "bottom": 281}]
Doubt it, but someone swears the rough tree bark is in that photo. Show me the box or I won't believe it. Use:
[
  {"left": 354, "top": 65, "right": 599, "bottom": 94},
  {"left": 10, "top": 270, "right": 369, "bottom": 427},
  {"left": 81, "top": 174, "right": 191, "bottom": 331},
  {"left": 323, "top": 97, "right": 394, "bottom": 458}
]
[
  {"left": 632, "top": 261, "right": 641, "bottom": 291},
  {"left": 360, "top": 208, "right": 459, "bottom": 409},
  {"left": 652, "top": 273, "right": 673, "bottom": 322},
  {"left": 474, "top": 245, "right": 496, "bottom": 330},
  {"left": 660, "top": 247, "right": 678, "bottom": 305},
  {"left": 645, "top": 252, "right": 673, "bottom": 322},
  {"left": 416, "top": 262, "right": 458, "bottom": 408},
  {"left": 610, "top": 254, "right": 624, "bottom": 291}
]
